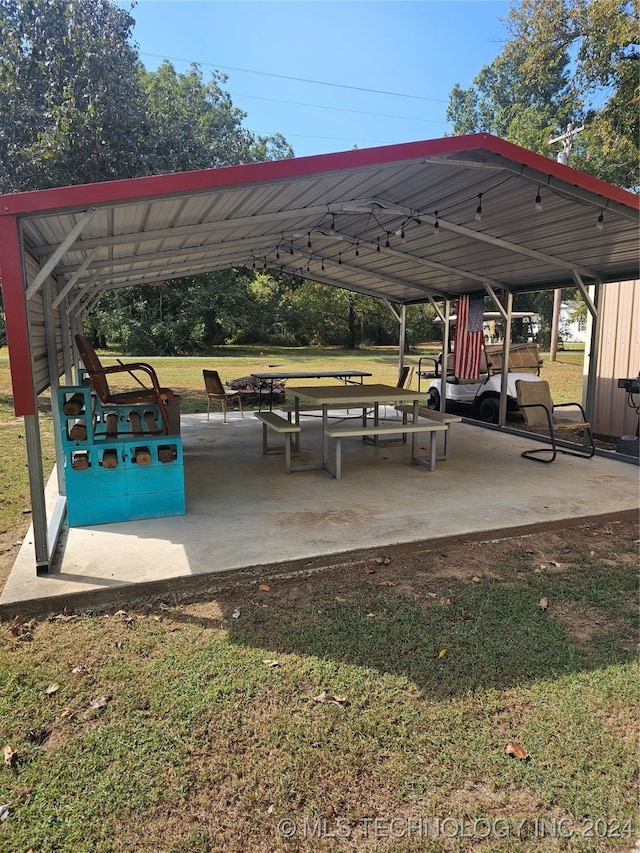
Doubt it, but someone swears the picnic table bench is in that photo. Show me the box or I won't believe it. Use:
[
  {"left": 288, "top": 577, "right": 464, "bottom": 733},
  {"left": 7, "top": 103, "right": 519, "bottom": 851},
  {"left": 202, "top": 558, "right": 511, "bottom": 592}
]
[
  {"left": 254, "top": 412, "right": 300, "bottom": 474},
  {"left": 394, "top": 405, "right": 462, "bottom": 461},
  {"left": 324, "top": 421, "right": 446, "bottom": 480}
]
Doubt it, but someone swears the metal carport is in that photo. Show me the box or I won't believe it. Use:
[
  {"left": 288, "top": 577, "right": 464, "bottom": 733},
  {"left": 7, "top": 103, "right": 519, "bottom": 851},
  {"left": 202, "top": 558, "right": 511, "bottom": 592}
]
[{"left": 0, "top": 133, "right": 638, "bottom": 572}]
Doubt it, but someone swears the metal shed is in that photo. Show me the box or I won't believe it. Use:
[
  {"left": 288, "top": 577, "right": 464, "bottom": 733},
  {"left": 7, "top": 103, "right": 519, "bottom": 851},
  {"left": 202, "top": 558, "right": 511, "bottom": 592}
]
[{"left": 0, "top": 133, "right": 638, "bottom": 572}]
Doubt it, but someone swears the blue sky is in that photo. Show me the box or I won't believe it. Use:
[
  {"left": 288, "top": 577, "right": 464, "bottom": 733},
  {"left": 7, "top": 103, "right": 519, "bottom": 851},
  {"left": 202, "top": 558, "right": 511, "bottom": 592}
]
[{"left": 124, "top": 1, "right": 511, "bottom": 158}]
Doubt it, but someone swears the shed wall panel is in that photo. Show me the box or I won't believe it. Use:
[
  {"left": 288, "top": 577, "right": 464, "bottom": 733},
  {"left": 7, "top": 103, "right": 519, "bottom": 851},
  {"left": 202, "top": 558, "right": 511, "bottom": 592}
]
[{"left": 593, "top": 280, "right": 639, "bottom": 438}]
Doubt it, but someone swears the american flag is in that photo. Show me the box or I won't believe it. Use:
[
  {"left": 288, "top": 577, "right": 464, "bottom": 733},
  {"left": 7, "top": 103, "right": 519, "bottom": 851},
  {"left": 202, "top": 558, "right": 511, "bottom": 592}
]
[{"left": 453, "top": 294, "right": 484, "bottom": 380}]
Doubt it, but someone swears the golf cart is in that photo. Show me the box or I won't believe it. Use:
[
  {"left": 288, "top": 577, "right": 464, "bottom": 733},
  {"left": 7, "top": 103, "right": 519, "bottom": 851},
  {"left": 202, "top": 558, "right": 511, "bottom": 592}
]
[{"left": 417, "top": 313, "right": 544, "bottom": 424}]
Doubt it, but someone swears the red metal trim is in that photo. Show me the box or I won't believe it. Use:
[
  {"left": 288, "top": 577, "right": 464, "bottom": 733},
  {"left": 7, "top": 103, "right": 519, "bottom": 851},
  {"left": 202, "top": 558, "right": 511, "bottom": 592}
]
[
  {"left": 1, "top": 134, "right": 637, "bottom": 217},
  {"left": 0, "top": 216, "right": 36, "bottom": 415}
]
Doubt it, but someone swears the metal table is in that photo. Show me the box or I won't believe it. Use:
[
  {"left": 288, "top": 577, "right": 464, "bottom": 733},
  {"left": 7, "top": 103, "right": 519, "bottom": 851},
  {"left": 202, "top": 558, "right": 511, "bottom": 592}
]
[{"left": 251, "top": 370, "right": 372, "bottom": 410}]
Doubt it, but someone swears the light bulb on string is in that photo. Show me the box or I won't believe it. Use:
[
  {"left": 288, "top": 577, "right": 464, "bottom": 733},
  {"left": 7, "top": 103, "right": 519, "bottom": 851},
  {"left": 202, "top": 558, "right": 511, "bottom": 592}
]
[
  {"left": 263, "top": 257, "right": 267, "bottom": 269},
  {"left": 338, "top": 252, "right": 342, "bottom": 265},
  {"left": 433, "top": 212, "right": 440, "bottom": 235},
  {"left": 400, "top": 225, "right": 406, "bottom": 243},
  {"left": 321, "top": 259, "right": 325, "bottom": 271},
  {"left": 535, "top": 188, "right": 543, "bottom": 211},
  {"left": 289, "top": 241, "right": 294, "bottom": 255},
  {"left": 329, "top": 215, "right": 335, "bottom": 236},
  {"left": 385, "top": 233, "right": 390, "bottom": 249},
  {"left": 355, "top": 241, "right": 360, "bottom": 256},
  {"left": 596, "top": 211, "right": 604, "bottom": 231},
  {"left": 307, "top": 232, "right": 312, "bottom": 250},
  {"left": 276, "top": 245, "right": 280, "bottom": 259},
  {"left": 475, "top": 194, "right": 483, "bottom": 222},
  {"left": 376, "top": 237, "right": 381, "bottom": 252}
]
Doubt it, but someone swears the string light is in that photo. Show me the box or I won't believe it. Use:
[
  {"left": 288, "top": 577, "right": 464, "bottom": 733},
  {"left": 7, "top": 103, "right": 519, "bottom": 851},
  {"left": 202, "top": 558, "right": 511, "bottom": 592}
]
[
  {"left": 252, "top": 257, "right": 256, "bottom": 269},
  {"left": 475, "top": 193, "right": 483, "bottom": 222},
  {"left": 433, "top": 212, "right": 440, "bottom": 235},
  {"left": 596, "top": 211, "right": 604, "bottom": 231},
  {"left": 307, "top": 232, "right": 312, "bottom": 249},
  {"left": 263, "top": 257, "right": 267, "bottom": 269},
  {"left": 355, "top": 241, "right": 360, "bottom": 256},
  {"left": 385, "top": 233, "right": 390, "bottom": 249},
  {"left": 376, "top": 237, "right": 381, "bottom": 252},
  {"left": 535, "top": 188, "right": 543, "bottom": 211},
  {"left": 289, "top": 240, "right": 294, "bottom": 255},
  {"left": 276, "top": 245, "right": 280, "bottom": 259},
  {"left": 329, "top": 214, "right": 335, "bottom": 236},
  {"left": 400, "top": 225, "right": 406, "bottom": 243},
  {"left": 321, "top": 259, "right": 325, "bottom": 270},
  {"left": 338, "top": 252, "right": 342, "bottom": 264}
]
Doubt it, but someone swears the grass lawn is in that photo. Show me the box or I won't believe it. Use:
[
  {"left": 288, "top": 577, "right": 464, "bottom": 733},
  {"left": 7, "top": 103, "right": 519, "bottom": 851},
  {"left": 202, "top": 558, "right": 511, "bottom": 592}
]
[
  {"left": 1, "top": 519, "right": 637, "bottom": 852},
  {"left": 2, "top": 344, "right": 638, "bottom": 852}
]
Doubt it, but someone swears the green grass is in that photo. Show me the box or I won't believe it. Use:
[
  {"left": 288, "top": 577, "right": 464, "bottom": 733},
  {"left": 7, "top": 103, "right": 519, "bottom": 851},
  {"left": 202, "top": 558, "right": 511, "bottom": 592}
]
[
  {"left": 0, "top": 529, "right": 638, "bottom": 852},
  {"left": 1, "top": 345, "right": 637, "bottom": 852}
]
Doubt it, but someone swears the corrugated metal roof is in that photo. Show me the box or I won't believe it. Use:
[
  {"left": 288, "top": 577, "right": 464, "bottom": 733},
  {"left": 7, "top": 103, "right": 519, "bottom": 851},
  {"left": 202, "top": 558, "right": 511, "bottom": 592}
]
[{"left": 3, "top": 133, "right": 638, "bottom": 308}]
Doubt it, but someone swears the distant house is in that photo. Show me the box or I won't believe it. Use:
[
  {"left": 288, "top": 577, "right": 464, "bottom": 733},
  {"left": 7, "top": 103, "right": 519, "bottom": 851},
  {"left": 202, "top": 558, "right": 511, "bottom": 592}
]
[{"left": 559, "top": 300, "right": 587, "bottom": 344}]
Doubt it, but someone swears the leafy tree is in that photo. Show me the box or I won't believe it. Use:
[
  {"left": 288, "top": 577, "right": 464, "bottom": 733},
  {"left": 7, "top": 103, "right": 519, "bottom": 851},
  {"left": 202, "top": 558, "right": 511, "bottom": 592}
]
[
  {"left": 447, "top": 36, "right": 575, "bottom": 152},
  {"left": 0, "top": 0, "right": 150, "bottom": 192},
  {"left": 447, "top": 0, "right": 638, "bottom": 191},
  {"left": 140, "top": 61, "right": 293, "bottom": 173}
]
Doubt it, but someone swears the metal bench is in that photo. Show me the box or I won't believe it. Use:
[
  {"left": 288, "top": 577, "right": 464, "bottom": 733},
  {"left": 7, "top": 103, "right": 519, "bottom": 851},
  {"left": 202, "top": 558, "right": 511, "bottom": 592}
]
[
  {"left": 394, "top": 405, "right": 462, "bottom": 461},
  {"left": 323, "top": 421, "right": 446, "bottom": 479},
  {"left": 254, "top": 412, "right": 301, "bottom": 474}
]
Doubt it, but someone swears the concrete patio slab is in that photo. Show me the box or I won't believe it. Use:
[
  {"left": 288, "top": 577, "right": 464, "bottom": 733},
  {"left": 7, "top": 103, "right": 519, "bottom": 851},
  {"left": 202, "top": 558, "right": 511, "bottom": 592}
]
[{"left": 1, "top": 412, "right": 638, "bottom": 618}]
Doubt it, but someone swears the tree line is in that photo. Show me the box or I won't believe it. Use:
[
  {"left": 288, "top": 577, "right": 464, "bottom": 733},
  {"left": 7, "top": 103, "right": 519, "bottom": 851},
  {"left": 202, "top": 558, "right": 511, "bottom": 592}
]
[{"left": 0, "top": 0, "right": 636, "bottom": 353}]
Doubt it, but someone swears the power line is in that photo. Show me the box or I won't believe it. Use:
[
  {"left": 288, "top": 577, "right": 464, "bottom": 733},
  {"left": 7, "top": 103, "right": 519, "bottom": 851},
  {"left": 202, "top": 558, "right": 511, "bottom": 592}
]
[
  {"left": 139, "top": 52, "right": 448, "bottom": 103},
  {"left": 233, "top": 91, "right": 448, "bottom": 126}
]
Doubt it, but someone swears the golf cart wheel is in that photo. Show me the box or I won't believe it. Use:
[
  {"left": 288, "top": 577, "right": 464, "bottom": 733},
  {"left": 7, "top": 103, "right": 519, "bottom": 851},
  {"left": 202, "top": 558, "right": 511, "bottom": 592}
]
[
  {"left": 477, "top": 394, "right": 500, "bottom": 424},
  {"left": 427, "top": 388, "right": 440, "bottom": 410}
]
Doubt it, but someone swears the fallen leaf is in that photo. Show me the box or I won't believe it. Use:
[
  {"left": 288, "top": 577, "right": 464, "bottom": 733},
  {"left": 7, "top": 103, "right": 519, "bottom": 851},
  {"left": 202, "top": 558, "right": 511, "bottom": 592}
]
[
  {"left": 59, "top": 708, "right": 75, "bottom": 719},
  {"left": 379, "top": 580, "right": 395, "bottom": 587},
  {"left": 231, "top": 608, "right": 240, "bottom": 619},
  {"left": 438, "top": 649, "right": 447, "bottom": 658},
  {"left": 113, "top": 609, "right": 127, "bottom": 618},
  {"left": 439, "top": 597, "right": 451, "bottom": 606},
  {"left": 3, "top": 745, "right": 17, "bottom": 767},
  {"left": 262, "top": 659, "right": 280, "bottom": 668},
  {"left": 504, "top": 742, "right": 529, "bottom": 760},
  {"left": 258, "top": 584, "right": 270, "bottom": 592},
  {"left": 539, "top": 596, "right": 549, "bottom": 610},
  {"left": 8, "top": 615, "right": 23, "bottom": 633},
  {"left": 89, "top": 695, "right": 110, "bottom": 710},
  {"left": 427, "top": 592, "right": 438, "bottom": 599},
  {"left": 71, "top": 664, "right": 91, "bottom": 674},
  {"left": 374, "top": 556, "right": 391, "bottom": 565},
  {"left": 45, "top": 683, "right": 59, "bottom": 695},
  {"left": 472, "top": 576, "right": 481, "bottom": 583},
  {"left": 363, "top": 566, "right": 376, "bottom": 574},
  {"left": 589, "top": 550, "right": 596, "bottom": 556},
  {"left": 313, "top": 691, "right": 327, "bottom": 703},
  {"left": 0, "top": 803, "right": 9, "bottom": 821},
  {"left": 549, "top": 560, "right": 561, "bottom": 568}
]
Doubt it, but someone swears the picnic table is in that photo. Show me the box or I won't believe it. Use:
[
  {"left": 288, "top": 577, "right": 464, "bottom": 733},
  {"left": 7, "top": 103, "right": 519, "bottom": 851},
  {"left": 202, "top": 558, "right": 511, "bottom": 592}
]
[{"left": 286, "top": 384, "right": 446, "bottom": 479}]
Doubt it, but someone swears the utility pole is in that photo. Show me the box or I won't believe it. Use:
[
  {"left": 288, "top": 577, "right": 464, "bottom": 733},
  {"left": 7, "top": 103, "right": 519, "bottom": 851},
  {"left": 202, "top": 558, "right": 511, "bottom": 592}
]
[{"left": 548, "top": 122, "right": 585, "bottom": 360}]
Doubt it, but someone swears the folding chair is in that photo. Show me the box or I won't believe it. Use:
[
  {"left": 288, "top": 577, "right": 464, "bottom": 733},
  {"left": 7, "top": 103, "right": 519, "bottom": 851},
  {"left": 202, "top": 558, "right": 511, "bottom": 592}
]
[
  {"left": 515, "top": 379, "right": 595, "bottom": 463},
  {"left": 75, "top": 334, "right": 174, "bottom": 434},
  {"left": 203, "top": 369, "right": 244, "bottom": 422}
]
